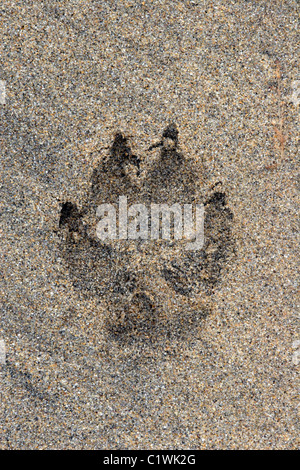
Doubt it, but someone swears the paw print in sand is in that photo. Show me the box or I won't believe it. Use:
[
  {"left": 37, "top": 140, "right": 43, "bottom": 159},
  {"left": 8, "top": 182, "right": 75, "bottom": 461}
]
[{"left": 58, "top": 124, "right": 234, "bottom": 343}]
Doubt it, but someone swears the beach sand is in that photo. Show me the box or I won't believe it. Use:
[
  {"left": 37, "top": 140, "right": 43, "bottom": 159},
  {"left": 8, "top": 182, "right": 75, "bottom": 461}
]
[{"left": 0, "top": 0, "right": 299, "bottom": 449}]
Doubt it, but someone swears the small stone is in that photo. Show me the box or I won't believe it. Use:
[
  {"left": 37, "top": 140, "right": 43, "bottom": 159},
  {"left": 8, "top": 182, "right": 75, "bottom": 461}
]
[
  {"left": 292, "top": 350, "right": 300, "bottom": 366},
  {"left": 0, "top": 339, "right": 6, "bottom": 364},
  {"left": 0, "top": 80, "right": 6, "bottom": 105}
]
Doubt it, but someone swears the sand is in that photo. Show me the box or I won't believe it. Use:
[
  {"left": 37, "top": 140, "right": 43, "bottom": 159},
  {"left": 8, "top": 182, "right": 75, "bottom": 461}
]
[{"left": 0, "top": 0, "right": 299, "bottom": 449}]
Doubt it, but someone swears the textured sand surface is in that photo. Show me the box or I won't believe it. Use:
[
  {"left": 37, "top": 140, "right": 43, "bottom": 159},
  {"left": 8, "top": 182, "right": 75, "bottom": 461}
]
[{"left": 0, "top": 0, "right": 299, "bottom": 449}]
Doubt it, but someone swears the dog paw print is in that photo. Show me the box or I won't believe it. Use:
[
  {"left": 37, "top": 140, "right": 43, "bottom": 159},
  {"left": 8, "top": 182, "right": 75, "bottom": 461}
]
[{"left": 57, "top": 124, "right": 234, "bottom": 343}]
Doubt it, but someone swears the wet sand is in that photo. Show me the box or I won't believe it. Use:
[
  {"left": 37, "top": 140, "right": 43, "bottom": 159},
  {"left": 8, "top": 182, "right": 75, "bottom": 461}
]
[{"left": 0, "top": 0, "right": 299, "bottom": 449}]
